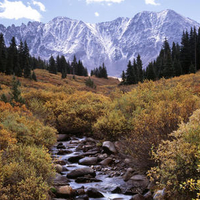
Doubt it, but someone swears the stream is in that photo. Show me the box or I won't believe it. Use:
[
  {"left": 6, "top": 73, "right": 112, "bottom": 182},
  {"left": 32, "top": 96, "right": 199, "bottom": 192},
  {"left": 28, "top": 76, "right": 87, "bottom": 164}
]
[{"left": 51, "top": 136, "right": 135, "bottom": 200}]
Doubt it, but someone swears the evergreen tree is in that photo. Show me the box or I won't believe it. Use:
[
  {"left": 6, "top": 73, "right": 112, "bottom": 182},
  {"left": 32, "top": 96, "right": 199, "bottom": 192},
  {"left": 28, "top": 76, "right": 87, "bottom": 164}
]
[
  {"left": 0, "top": 33, "right": 6, "bottom": 73},
  {"left": 133, "top": 59, "right": 138, "bottom": 84},
  {"left": 126, "top": 60, "right": 135, "bottom": 84},
  {"left": 101, "top": 63, "right": 108, "bottom": 79},
  {"left": 173, "top": 59, "right": 182, "bottom": 76},
  {"left": 71, "top": 55, "right": 77, "bottom": 76},
  {"left": 23, "top": 41, "right": 31, "bottom": 78},
  {"left": 189, "top": 63, "right": 196, "bottom": 73},
  {"left": 56, "top": 55, "right": 62, "bottom": 73},
  {"left": 146, "top": 62, "right": 156, "bottom": 81},
  {"left": 197, "top": 27, "right": 200, "bottom": 71},
  {"left": 10, "top": 76, "right": 25, "bottom": 105},
  {"left": 137, "top": 54, "right": 143, "bottom": 82},
  {"left": 181, "top": 31, "right": 191, "bottom": 74},
  {"left": 31, "top": 71, "right": 37, "bottom": 81},
  {"left": 49, "top": 55, "right": 57, "bottom": 74},
  {"left": 121, "top": 70, "right": 126, "bottom": 84}
]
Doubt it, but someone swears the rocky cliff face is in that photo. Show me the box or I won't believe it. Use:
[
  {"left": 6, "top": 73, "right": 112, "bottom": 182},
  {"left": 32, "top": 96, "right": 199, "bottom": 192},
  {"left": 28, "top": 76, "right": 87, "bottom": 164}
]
[{"left": 0, "top": 9, "right": 199, "bottom": 76}]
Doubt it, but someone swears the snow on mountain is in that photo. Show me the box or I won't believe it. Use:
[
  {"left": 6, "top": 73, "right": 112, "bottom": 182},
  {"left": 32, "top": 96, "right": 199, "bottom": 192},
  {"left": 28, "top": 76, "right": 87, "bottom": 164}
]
[{"left": 0, "top": 9, "right": 199, "bottom": 77}]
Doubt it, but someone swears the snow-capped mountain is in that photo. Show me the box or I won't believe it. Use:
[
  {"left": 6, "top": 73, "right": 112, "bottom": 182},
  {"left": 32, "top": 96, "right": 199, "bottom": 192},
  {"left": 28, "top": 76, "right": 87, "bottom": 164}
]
[{"left": 0, "top": 9, "right": 199, "bottom": 77}]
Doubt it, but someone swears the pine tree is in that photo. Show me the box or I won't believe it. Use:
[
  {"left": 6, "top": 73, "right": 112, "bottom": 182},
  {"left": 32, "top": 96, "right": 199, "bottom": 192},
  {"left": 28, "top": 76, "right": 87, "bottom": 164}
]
[
  {"left": 23, "top": 41, "right": 31, "bottom": 78},
  {"left": 31, "top": 71, "right": 37, "bottom": 81},
  {"left": 137, "top": 54, "right": 143, "bottom": 82},
  {"left": 126, "top": 60, "right": 135, "bottom": 84},
  {"left": 10, "top": 76, "right": 25, "bottom": 105},
  {"left": 71, "top": 55, "right": 77, "bottom": 76},
  {"left": 146, "top": 62, "right": 156, "bottom": 81},
  {"left": 49, "top": 55, "right": 57, "bottom": 74},
  {"left": 121, "top": 70, "right": 126, "bottom": 84},
  {"left": 181, "top": 31, "right": 191, "bottom": 74},
  {"left": 0, "top": 33, "right": 6, "bottom": 73},
  {"left": 101, "top": 63, "right": 108, "bottom": 78}
]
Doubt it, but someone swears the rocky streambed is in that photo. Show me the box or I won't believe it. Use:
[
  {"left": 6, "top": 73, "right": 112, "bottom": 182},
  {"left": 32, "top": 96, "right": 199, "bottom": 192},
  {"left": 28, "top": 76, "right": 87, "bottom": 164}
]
[{"left": 50, "top": 135, "right": 156, "bottom": 200}]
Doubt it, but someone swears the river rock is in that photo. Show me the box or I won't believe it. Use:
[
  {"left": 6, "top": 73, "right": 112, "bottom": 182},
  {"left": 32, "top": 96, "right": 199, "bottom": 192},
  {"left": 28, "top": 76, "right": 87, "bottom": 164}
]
[
  {"left": 153, "top": 189, "right": 165, "bottom": 200},
  {"left": 54, "top": 164, "right": 63, "bottom": 173},
  {"left": 57, "top": 185, "right": 74, "bottom": 198},
  {"left": 57, "top": 143, "right": 66, "bottom": 149},
  {"left": 86, "top": 188, "right": 104, "bottom": 198},
  {"left": 53, "top": 173, "right": 70, "bottom": 186},
  {"left": 111, "top": 186, "right": 122, "bottom": 194},
  {"left": 82, "top": 145, "right": 96, "bottom": 152},
  {"left": 67, "top": 167, "right": 96, "bottom": 179},
  {"left": 129, "top": 175, "right": 149, "bottom": 188},
  {"left": 79, "top": 157, "right": 98, "bottom": 165},
  {"left": 75, "top": 177, "right": 102, "bottom": 183},
  {"left": 130, "top": 194, "right": 145, "bottom": 200},
  {"left": 100, "top": 157, "right": 113, "bottom": 165},
  {"left": 57, "top": 149, "right": 72, "bottom": 155},
  {"left": 123, "top": 168, "right": 134, "bottom": 181},
  {"left": 102, "top": 141, "right": 117, "bottom": 154},
  {"left": 57, "top": 134, "right": 70, "bottom": 141},
  {"left": 68, "top": 155, "right": 84, "bottom": 163},
  {"left": 143, "top": 191, "right": 153, "bottom": 200}
]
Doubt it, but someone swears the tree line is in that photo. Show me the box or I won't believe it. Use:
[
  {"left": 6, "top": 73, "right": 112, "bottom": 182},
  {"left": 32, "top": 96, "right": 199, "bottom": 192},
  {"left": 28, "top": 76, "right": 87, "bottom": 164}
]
[
  {"left": 122, "top": 27, "right": 200, "bottom": 84},
  {"left": 0, "top": 34, "right": 48, "bottom": 80},
  {"left": 48, "top": 55, "right": 88, "bottom": 78},
  {"left": 90, "top": 63, "right": 108, "bottom": 79}
]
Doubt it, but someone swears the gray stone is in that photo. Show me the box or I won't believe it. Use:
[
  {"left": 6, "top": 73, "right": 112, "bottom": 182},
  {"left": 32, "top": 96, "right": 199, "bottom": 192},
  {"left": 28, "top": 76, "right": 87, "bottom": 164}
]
[
  {"left": 53, "top": 173, "right": 69, "bottom": 186},
  {"left": 153, "top": 189, "right": 165, "bottom": 200},
  {"left": 79, "top": 157, "right": 98, "bottom": 165},
  {"left": 68, "top": 155, "right": 84, "bottom": 163},
  {"left": 57, "top": 185, "right": 75, "bottom": 198},
  {"left": 54, "top": 164, "right": 63, "bottom": 173},
  {"left": 67, "top": 167, "right": 96, "bottom": 179},
  {"left": 86, "top": 188, "right": 104, "bottom": 198},
  {"left": 100, "top": 157, "right": 113, "bottom": 165},
  {"left": 57, "top": 134, "right": 69, "bottom": 141},
  {"left": 103, "top": 141, "right": 117, "bottom": 154},
  {"left": 123, "top": 168, "right": 134, "bottom": 181}
]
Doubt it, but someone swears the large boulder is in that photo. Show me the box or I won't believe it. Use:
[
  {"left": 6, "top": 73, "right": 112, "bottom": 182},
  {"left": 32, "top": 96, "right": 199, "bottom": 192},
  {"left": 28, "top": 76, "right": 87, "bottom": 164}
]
[
  {"left": 79, "top": 157, "right": 98, "bottom": 165},
  {"left": 57, "top": 134, "right": 70, "bottom": 141},
  {"left": 123, "top": 167, "right": 134, "bottom": 181},
  {"left": 102, "top": 141, "right": 117, "bottom": 154},
  {"left": 129, "top": 175, "right": 149, "bottom": 189},
  {"left": 56, "top": 185, "right": 75, "bottom": 198},
  {"left": 68, "top": 155, "right": 84, "bottom": 163},
  {"left": 53, "top": 173, "right": 70, "bottom": 186},
  {"left": 86, "top": 188, "right": 104, "bottom": 198},
  {"left": 54, "top": 164, "right": 63, "bottom": 173},
  {"left": 100, "top": 157, "right": 113, "bottom": 166},
  {"left": 67, "top": 167, "right": 96, "bottom": 179}
]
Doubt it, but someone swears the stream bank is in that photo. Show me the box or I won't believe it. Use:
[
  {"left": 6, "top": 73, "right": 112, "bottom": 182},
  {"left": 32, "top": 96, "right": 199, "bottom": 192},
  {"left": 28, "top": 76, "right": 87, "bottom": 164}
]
[{"left": 50, "top": 135, "right": 155, "bottom": 200}]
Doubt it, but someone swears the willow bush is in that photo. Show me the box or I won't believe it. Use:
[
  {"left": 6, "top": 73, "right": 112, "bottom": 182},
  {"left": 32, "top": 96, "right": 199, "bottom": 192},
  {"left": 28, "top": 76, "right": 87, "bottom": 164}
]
[{"left": 148, "top": 109, "right": 200, "bottom": 200}]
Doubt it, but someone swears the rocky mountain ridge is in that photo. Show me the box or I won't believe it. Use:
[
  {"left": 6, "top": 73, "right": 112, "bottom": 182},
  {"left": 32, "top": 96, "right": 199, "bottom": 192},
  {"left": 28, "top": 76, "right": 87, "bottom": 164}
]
[{"left": 0, "top": 9, "right": 199, "bottom": 77}]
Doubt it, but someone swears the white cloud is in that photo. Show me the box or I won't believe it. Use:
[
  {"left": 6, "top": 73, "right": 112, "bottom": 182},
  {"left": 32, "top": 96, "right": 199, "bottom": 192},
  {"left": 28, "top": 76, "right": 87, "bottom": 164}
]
[
  {"left": 86, "top": 0, "right": 124, "bottom": 4},
  {"left": 95, "top": 12, "right": 99, "bottom": 17},
  {"left": 0, "top": 0, "right": 42, "bottom": 21},
  {"left": 145, "top": 0, "right": 160, "bottom": 6},
  {"left": 32, "top": 0, "right": 46, "bottom": 12}
]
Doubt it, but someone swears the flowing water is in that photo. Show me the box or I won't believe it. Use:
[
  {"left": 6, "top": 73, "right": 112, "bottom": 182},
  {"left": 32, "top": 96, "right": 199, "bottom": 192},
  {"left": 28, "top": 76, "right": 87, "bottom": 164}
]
[{"left": 51, "top": 137, "right": 133, "bottom": 200}]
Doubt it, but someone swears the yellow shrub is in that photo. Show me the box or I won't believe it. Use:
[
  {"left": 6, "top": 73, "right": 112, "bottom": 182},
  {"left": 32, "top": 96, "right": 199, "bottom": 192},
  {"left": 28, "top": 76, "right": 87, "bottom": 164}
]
[
  {"left": 94, "top": 80, "right": 200, "bottom": 168},
  {"left": 0, "top": 145, "right": 54, "bottom": 199},
  {"left": 148, "top": 109, "right": 200, "bottom": 199}
]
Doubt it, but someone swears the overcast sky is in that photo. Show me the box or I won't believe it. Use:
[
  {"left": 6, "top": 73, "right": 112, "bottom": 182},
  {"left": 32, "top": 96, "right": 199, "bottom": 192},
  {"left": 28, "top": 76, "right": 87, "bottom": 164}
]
[{"left": 0, "top": 0, "right": 200, "bottom": 27}]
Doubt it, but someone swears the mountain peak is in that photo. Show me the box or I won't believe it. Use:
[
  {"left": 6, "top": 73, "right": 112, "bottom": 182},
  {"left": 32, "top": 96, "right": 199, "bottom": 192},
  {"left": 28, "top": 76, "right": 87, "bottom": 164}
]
[{"left": 0, "top": 10, "right": 199, "bottom": 77}]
